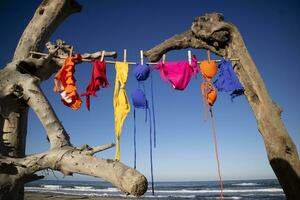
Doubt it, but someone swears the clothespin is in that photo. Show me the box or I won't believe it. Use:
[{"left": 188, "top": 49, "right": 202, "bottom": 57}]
[
  {"left": 207, "top": 50, "right": 211, "bottom": 62},
  {"left": 162, "top": 54, "right": 166, "bottom": 64},
  {"left": 140, "top": 50, "right": 144, "bottom": 65},
  {"left": 100, "top": 50, "right": 105, "bottom": 62},
  {"left": 70, "top": 46, "right": 73, "bottom": 57},
  {"left": 124, "top": 49, "right": 127, "bottom": 63},
  {"left": 188, "top": 50, "right": 192, "bottom": 65}
]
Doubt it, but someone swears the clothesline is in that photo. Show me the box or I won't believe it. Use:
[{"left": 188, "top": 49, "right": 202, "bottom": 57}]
[
  {"left": 29, "top": 51, "right": 240, "bottom": 65},
  {"left": 102, "top": 59, "right": 240, "bottom": 65}
]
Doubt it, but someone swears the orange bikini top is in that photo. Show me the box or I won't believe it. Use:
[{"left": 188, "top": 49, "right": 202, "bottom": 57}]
[{"left": 54, "top": 55, "right": 82, "bottom": 110}]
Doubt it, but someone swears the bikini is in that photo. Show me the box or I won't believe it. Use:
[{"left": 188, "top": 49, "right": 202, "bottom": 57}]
[
  {"left": 213, "top": 59, "right": 244, "bottom": 100},
  {"left": 131, "top": 63, "right": 156, "bottom": 195},
  {"left": 200, "top": 60, "right": 218, "bottom": 108},
  {"left": 81, "top": 59, "right": 109, "bottom": 110},
  {"left": 53, "top": 54, "right": 82, "bottom": 110},
  {"left": 155, "top": 55, "right": 198, "bottom": 90},
  {"left": 113, "top": 62, "right": 130, "bottom": 161}
]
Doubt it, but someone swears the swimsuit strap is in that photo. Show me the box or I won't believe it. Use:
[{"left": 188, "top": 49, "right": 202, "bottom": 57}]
[
  {"left": 142, "top": 82, "right": 148, "bottom": 122},
  {"left": 133, "top": 108, "right": 137, "bottom": 169},
  {"left": 202, "top": 78, "right": 209, "bottom": 121},
  {"left": 137, "top": 81, "right": 148, "bottom": 122},
  {"left": 148, "top": 108, "right": 155, "bottom": 195},
  {"left": 150, "top": 71, "right": 157, "bottom": 148}
]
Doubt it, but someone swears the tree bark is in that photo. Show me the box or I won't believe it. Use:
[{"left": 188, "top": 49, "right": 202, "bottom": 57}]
[
  {"left": 0, "top": 1, "right": 147, "bottom": 200},
  {"left": 145, "top": 13, "right": 300, "bottom": 199}
]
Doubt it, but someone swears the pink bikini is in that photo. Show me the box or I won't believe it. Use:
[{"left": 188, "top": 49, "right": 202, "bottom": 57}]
[{"left": 155, "top": 55, "right": 198, "bottom": 90}]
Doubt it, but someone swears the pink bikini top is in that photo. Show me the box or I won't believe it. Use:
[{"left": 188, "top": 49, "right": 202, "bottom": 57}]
[{"left": 155, "top": 55, "right": 198, "bottom": 90}]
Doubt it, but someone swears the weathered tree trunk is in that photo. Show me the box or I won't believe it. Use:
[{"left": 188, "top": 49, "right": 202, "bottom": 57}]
[
  {"left": 0, "top": 1, "right": 147, "bottom": 200},
  {"left": 145, "top": 13, "right": 300, "bottom": 199},
  {"left": 0, "top": 108, "right": 28, "bottom": 200}
]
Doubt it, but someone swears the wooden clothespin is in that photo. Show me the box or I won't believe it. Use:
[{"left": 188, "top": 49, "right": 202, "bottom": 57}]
[
  {"left": 162, "top": 54, "right": 166, "bottom": 64},
  {"left": 123, "top": 49, "right": 127, "bottom": 63},
  {"left": 70, "top": 46, "right": 73, "bottom": 57},
  {"left": 188, "top": 50, "right": 192, "bottom": 65},
  {"left": 140, "top": 50, "right": 144, "bottom": 65},
  {"left": 100, "top": 50, "right": 105, "bottom": 62},
  {"left": 207, "top": 50, "right": 211, "bottom": 62}
]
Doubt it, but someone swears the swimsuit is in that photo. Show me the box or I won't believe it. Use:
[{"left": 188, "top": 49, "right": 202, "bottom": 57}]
[
  {"left": 213, "top": 59, "right": 244, "bottom": 100},
  {"left": 81, "top": 60, "right": 109, "bottom": 110},
  {"left": 53, "top": 55, "right": 82, "bottom": 110},
  {"left": 155, "top": 55, "right": 198, "bottom": 90},
  {"left": 113, "top": 62, "right": 130, "bottom": 161},
  {"left": 131, "top": 63, "right": 156, "bottom": 195}
]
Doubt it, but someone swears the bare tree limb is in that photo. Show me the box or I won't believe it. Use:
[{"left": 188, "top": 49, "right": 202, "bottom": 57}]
[
  {"left": 84, "top": 143, "right": 116, "bottom": 156},
  {"left": 0, "top": 146, "right": 148, "bottom": 196},
  {"left": 19, "top": 75, "right": 71, "bottom": 149}
]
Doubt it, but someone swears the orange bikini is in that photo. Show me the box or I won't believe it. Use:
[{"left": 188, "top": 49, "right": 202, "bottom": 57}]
[
  {"left": 54, "top": 55, "right": 82, "bottom": 110},
  {"left": 199, "top": 59, "right": 223, "bottom": 200},
  {"left": 200, "top": 60, "right": 218, "bottom": 108}
]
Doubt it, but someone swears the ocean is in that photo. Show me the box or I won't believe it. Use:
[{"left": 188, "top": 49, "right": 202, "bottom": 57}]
[{"left": 25, "top": 179, "right": 285, "bottom": 199}]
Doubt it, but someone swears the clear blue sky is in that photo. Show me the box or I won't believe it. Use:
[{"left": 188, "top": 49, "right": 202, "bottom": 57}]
[{"left": 0, "top": 0, "right": 299, "bottom": 182}]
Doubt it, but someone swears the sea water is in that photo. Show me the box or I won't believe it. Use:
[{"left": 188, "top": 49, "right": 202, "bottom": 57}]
[{"left": 25, "top": 179, "right": 285, "bottom": 199}]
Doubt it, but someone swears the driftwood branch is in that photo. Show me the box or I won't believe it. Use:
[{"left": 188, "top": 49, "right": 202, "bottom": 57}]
[
  {"left": 79, "top": 143, "right": 116, "bottom": 156},
  {"left": 42, "top": 39, "right": 118, "bottom": 65},
  {"left": 20, "top": 75, "right": 71, "bottom": 149},
  {"left": 144, "top": 14, "right": 232, "bottom": 62},
  {"left": 0, "top": 146, "right": 147, "bottom": 196},
  {"left": 145, "top": 12, "right": 300, "bottom": 199}
]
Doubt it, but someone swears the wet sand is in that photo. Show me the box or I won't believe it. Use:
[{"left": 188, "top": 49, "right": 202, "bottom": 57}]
[{"left": 25, "top": 192, "right": 132, "bottom": 200}]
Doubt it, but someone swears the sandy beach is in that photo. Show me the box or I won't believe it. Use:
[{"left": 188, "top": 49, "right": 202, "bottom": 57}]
[{"left": 25, "top": 192, "right": 131, "bottom": 200}]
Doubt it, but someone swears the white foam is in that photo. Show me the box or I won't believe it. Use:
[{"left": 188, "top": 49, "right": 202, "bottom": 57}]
[
  {"left": 232, "top": 182, "right": 259, "bottom": 186},
  {"left": 154, "top": 188, "right": 283, "bottom": 193},
  {"left": 73, "top": 186, "right": 94, "bottom": 190},
  {"left": 144, "top": 194, "right": 196, "bottom": 198},
  {"left": 41, "top": 185, "right": 62, "bottom": 189}
]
